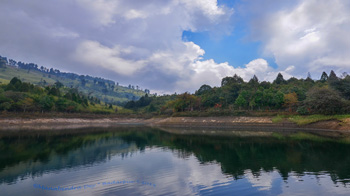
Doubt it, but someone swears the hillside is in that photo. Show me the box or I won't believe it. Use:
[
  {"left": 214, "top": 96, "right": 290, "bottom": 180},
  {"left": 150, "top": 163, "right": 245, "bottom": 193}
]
[{"left": 0, "top": 55, "right": 149, "bottom": 105}]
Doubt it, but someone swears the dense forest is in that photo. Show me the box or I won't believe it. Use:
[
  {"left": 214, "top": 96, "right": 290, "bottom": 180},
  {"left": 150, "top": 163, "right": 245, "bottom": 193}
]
[{"left": 126, "top": 71, "right": 350, "bottom": 116}]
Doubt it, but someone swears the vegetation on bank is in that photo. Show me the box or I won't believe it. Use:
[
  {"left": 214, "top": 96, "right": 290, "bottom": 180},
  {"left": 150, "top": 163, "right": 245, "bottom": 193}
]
[
  {"left": 126, "top": 71, "right": 350, "bottom": 118},
  {"left": 1, "top": 53, "right": 350, "bottom": 126}
]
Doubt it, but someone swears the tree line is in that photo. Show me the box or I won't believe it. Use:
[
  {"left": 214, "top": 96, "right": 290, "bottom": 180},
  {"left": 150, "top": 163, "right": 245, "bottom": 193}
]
[
  {"left": 126, "top": 71, "right": 350, "bottom": 115},
  {"left": 0, "top": 77, "right": 117, "bottom": 113}
]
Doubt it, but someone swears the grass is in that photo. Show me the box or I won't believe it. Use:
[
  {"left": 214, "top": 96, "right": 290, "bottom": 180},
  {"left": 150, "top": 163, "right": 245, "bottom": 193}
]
[
  {"left": 288, "top": 114, "right": 350, "bottom": 125},
  {"left": 270, "top": 114, "right": 350, "bottom": 125},
  {"left": 272, "top": 115, "right": 284, "bottom": 123},
  {"left": 0, "top": 67, "right": 57, "bottom": 84}
]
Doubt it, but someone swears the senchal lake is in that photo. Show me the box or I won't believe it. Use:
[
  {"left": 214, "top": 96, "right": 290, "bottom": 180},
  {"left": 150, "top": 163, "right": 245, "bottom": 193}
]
[{"left": 1, "top": 126, "right": 350, "bottom": 196}]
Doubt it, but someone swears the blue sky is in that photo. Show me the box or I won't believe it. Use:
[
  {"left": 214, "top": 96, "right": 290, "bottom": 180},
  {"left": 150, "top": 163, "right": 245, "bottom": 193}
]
[
  {"left": 0, "top": 0, "right": 349, "bottom": 93},
  {"left": 182, "top": 28, "right": 277, "bottom": 69},
  {"left": 182, "top": 0, "right": 279, "bottom": 69}
]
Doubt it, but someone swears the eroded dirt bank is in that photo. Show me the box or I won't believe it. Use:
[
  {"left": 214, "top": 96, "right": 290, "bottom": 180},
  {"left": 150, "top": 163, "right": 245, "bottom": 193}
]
[{"left": 0, "top": 117, "right": 349, "bottom": 134}]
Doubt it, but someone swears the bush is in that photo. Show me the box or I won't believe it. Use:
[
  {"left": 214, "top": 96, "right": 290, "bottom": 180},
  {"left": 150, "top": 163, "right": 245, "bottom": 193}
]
[
  {"left": 0, "top": 102, "right": 11, "bottom": 111},
  {"left": 304, "top": 87, "right": 345, "bottom": 115},
  {"left": 296, "top": 106, "right": 309, "bottom": 115}
]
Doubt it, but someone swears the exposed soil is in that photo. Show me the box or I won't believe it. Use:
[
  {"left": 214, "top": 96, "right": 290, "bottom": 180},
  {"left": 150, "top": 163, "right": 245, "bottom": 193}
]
[{"left": 0, "top": 117, "right": 349, "bottom": 135}]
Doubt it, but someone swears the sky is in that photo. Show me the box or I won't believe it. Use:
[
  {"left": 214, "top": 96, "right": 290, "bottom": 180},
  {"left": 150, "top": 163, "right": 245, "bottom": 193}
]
[{"left": 0, "top": 0, "right": 349, "bottom": 94}]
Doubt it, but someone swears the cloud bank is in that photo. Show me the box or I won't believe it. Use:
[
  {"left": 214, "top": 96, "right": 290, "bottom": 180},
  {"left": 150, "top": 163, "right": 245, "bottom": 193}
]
[
  {"left": 0, "top": 0, "right": 349, "bottom": 94},
  {"left": 248, "top": 0, "right": 350, "bottom": 78}
]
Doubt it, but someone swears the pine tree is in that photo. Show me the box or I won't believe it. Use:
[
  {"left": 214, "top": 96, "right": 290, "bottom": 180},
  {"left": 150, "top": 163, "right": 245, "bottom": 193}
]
[
  {"left": 320, "top": 71, "right": 328, "bottom": 82},
  {"left": 273, "top": 73, "right": 286, "bottom": 85},
  {"left": 328, "top": 70, "right": 338, "bottom": 83}
]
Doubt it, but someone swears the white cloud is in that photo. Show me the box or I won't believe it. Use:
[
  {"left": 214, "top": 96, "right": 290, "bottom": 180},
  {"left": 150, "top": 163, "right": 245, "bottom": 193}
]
[
  {"left": 73, "top": 41, "right": 146, "bottom": 76},
  {"left": 251, "top": 0, "right": 350, "bottom": 78},
  {"left": 76, "top": 0, "right": 117, "bottom": 26},
  {"left": 1, "top": 0, "right": 321, "bottom": 94},
  {"left": 174, "top": 56, "right": 295, "bottom": 93}
]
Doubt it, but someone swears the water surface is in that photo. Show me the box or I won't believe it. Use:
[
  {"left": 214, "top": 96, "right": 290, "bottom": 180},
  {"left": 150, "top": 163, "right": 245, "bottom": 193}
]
[{"left": 0, "top": 127, "right": 350, "bottom": 195}]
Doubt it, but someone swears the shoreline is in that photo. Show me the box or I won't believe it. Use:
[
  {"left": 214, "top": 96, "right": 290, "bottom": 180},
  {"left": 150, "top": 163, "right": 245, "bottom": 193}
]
[{"left": 1, "top": 116, "right": 350, "bottom": 134}]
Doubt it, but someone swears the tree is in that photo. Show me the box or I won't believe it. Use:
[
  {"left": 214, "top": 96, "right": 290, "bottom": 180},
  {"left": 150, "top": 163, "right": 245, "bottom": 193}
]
[
  {"left": 170, "top": 93, "right": 201, "bottom": 112},
  {"left": 248, "top": 75, "right": 259, "bottom": 86},
  {"left": 287, "top": 77, "right": 299, "bottom": 84},
  {"left": 81, "top": 79, "right": 86, "bottom": 87},
  {"left": 124, "top": 101, "right": 136, "bottom": 109},
  {"left": 9, "top": 77, "right": 22, "bottom": 86},
  {"left": 235, "top": 91, "right": 249, "bottom": 109},
  {"left": 262, "top": 88, "right": 274, "bottom": 109},
  {"left": 232, "top": 74, "right": 244, "bottom": 84},
  {"left": 48, "top": 87, "right": 60, "bottom": 96},
  {"left": 148, "top": 104, "right": 156, "bottom": 112},
  {"left": 273, "top": 91, "right": 284, "bottom": 109},
  {"left": 195, "top": 84, "right": 212, "bottom": 96},
  {"left": 328, "top": 70, "right": 338, "bottom": 83},
  {"left": 253, "top": 89, "right": 264, "bottom": 110},
  {"left": 284, "top": 92, "right": 298, "bottom": 112},
  {"left": 320, "top": 72, "right": 328, "bottom": 82},
  {"left": 331, "top": 76, "right": 350, "bottom": 100},
  {"left": 6, "top": 77, "right": 23, "bottom": 91},
  {"left": 305, "top": 72, "right": 313, "bottom": 82},
  {"left": 304, "top": 87, "right": 345, "bottom": 115},
  {"left": 55, "top": 81, "right": 64, "bottom": 88},
  {"left": 273, "top": 73, "right": 286, "bottom": 85},
  {"left": 38, "top": 95, "right": 54, "bottom": 112},
  {"left": 235, "top": 94, "right": 246, "bottom": 109},
  {"left": 19, "top": 97, "right": 35, "bottom": 112},
  {"left": 221, "top": 74, "right": 244, "bottom": 86}
]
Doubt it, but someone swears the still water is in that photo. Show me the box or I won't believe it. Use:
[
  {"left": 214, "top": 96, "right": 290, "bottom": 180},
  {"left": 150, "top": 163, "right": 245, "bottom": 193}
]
[{"left": 0, "top": 127, "right": 350, "bottom": 196}]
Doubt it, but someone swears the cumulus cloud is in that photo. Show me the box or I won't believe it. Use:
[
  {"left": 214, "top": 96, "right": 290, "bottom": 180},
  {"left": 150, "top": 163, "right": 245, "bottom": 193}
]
[
  {"left": 73, "top": 41, "right": 146, "bottom": 75},
  {"left": 0, "top": 0, "right": 239, "bottom": 93},
  {"left": 175, "top": 57, "right": 295, "bottom": 93},
  {"left": 2, "top": 0, "right": 340, "bottom": 94},
  {"left": 248, "top": 0, "right": 350, "bottom": 78}
]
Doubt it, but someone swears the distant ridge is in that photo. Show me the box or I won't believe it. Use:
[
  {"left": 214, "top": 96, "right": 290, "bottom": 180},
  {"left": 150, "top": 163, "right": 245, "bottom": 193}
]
[{"left": 0, "top": 55, "right": 150, "bottom": 105}]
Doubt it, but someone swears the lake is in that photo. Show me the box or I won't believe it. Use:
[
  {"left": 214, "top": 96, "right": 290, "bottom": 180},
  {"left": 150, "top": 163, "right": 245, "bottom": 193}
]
[{"left": 1, "top": 126, "right": 350, "bottom": 196}]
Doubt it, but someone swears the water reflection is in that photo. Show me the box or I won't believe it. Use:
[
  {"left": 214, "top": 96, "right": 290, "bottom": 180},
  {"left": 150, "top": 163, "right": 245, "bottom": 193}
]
[{"left": 0, "top": 127, "right": 350, "bottom": 195}]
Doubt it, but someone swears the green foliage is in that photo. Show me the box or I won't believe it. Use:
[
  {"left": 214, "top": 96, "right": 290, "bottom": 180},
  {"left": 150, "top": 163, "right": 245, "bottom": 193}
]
[
  {"left": 235, "top": 91, "right": 248, "bottom": 109},
  {"left": 272, "top": 115, "right": 284, "bottom": 123},
  {"left": 39, "top": 95, "right": 54, "bottom": 111},
  {"left": 168, "top": 93, "right": 201, "bottom": 112},
  {"left": 304, "top": 87, "right": 345, "bottom": 115},
  {"left": 195, "top": 84, "right": 212, "bottom": 96},
  {"left": 119, "top": 71, "right": 350, "bottom": 116},
  {"left": 320, "top": 71, "right": 328, "bottom": 82},
  {"left": 0, "top": 77, "right": 116, "bottom": 114},
  {"left": 273, "top": 73, "right": 286, "bottom": 85},
  {"left": 296, "top": 106, "right": 309, "bottom": 115},
  {"left": 221, "top": 74, "right": 244, "bottom": 87}
]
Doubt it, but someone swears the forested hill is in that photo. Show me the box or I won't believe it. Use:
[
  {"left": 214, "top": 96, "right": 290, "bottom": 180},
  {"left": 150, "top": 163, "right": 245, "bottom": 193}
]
[{"left": 0, "top": 55, "right": 150, "bottom": 105}]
